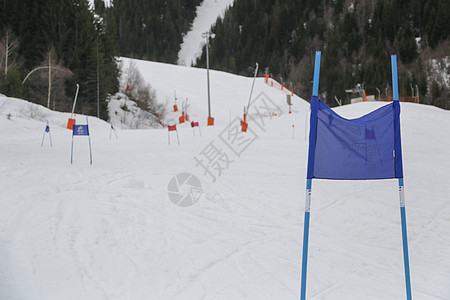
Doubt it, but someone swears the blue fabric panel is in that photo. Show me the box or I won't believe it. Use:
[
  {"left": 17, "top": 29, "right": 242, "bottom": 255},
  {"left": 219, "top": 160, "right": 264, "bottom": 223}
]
[{"left": 308, "top": 98, "right": 402, "bottom": 180}]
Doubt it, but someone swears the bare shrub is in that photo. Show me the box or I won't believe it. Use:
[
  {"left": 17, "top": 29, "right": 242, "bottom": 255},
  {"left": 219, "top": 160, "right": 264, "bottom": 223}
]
[{"left": 122, "top": 61, "right": 166, "bottom": 122}]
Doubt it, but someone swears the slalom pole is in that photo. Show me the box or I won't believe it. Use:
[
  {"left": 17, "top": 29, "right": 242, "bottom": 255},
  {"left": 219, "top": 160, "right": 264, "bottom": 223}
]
[
  {"left": 174, "top": 90, "right": 178, "bottom": 112},
  {"left": 71, "top": 84, "right": 80, "bottom": 120},
  {"left": 312, "top": 52, "right": 321, "bottom": 97},
  {"left": 41, "top": 120, "right": 51, "bottom": 146},
  {"left": 185, "top": 98, "right": 190, "bottom": 121},
  {"left": 300, "top": 51, "right": 321, "bottom": 300},
  {"left": 67, "top": 84, "right": 79, "bottom": 129},
  {"left": 304, "top": 111, "right": 309, "bottom": 141},
  {"left": 241, "top": 63, "right": 259, "bottom": 132},
  {"left": 48, "top": 121, "right": 52, "bottom": 146},
  {"left": 392, "top": 55, "right": 412, "bottom": 300},
  {"left": 392, "top": 56, "right": 399, "bottom": 102},
  {"left": 110, "top": 123, "right": 118, "bottom": 139},
  {"left": 301, "top": 179, "right": 312, "bottom": 300},
  {"left": 41, "top": 126, "right": 46, "bottom": 146},
  {"left": 86, "top": 117, "right": 92, "bottom": 165},
  {"left": 246, "top": 63, "right": 259, "bottom": 114},
  {"left": 399, "top": 178, "right": 412, "bottom": 300},
  {"left": 70, "top": 128, "right": 74, "bottom": 164}
]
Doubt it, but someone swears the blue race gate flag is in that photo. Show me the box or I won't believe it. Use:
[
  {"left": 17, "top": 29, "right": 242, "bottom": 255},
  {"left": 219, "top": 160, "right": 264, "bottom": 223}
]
[
  {"left": 71, "top": 118, "right": 92, "bottom": 164},
  {"left": 300, "top": 53, "right": 412, "bottom": 300},
  {"left": 73, "top": 124, "right": 89, "bottom": 136},
  {"left": 307, "top": 96, "right": 403, "bottom": 180},
  {"left": 41, "top": 121, "right": 52, "bottom": 147}
]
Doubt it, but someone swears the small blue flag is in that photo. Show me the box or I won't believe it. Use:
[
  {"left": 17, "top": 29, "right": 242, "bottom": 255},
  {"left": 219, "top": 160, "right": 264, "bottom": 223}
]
[
  {"left": 73, "top": 124, "right": 89, "bottom": 136},
  {"left": 45, "top": 125, "right": 50, "bottom": 133}
]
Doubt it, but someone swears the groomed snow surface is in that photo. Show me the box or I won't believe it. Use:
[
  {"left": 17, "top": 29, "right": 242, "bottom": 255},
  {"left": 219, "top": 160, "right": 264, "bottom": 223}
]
[{"left": 1, "top": 58, "right": 450, "bottom": 299}]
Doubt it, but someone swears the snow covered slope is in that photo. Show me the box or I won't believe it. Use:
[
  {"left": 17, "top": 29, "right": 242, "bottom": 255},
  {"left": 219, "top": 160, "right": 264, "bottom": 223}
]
[
  {"left": 177, "top": 0, "right": 234, "bottom": 66},
  {"left": 119, "top": 57, "right": 309, "bottom": 126},
  {"left": 1, "top": 60, "right": 449, "bottom": 299}
]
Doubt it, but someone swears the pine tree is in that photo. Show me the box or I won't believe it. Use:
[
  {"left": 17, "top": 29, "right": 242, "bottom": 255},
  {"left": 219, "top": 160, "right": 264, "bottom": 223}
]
[
  {"left": 5, "top": 65, "right": 22, "bottom": 98},
  {"left": 200, "top": 0, "right": 448, "bottom": 106},
  {"left": 110, "top": 0, "right": 201, "bottom": 63},
  {"left": 0, "top": 0, "right": 119, "bottom": 119}
]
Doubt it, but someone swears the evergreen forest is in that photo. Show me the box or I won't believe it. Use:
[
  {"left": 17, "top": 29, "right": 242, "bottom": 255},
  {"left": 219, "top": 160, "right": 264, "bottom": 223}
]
[
  {"left": 0, "top": 0, "right": 448, "bottom": 116},
  {"left": 197, "top": 0, "right": 449, "bottom": 108}
]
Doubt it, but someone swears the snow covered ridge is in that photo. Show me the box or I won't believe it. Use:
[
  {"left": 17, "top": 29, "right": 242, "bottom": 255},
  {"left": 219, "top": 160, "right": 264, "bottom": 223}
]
[
  {"left": 0, "top": 95, "right": 111, "bottom": 144},
  {"left": 0, "top": 91, "right": 162, "bottom": 134},
  {"left": 0, "top": 93, "right": 160, "bottom": 131},
  {"left": 0, "top": 95, "right": 78, "bottom": 129}
]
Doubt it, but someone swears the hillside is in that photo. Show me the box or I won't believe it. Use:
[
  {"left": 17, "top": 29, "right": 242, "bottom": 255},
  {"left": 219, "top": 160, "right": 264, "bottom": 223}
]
[
  {"left": 0, "top": 0, "right": 119, "bottom": 118},
  {"left": 197, "top": 0, "right": 449, "bottom": 109},
  {"left": 177, "top": 0, "right": 235, "bottom": 66},
  {"left": 105, "top": 0, "right": 202, "bottom": 62},
  {"left": 1, "top": 59, "right": 450, "bottom": 299}
]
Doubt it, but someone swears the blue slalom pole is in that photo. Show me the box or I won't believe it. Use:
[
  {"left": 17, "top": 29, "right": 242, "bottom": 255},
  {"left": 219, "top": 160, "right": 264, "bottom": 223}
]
[
  {"left": 300, "top": 179, "right": 312, "bottom": 300},
  {"left": 392, "top": 55, "right": 412, "bottom": 300},
  {"left": 312, "top": 52, "right": 321, "bottom": 97},
  {"left": 391, "top": 55, "right": 399, "bottom": 101},
  {"left": 300, "top": 50, "right": 321, "bottom": 300},
  {"left": 399, "top": 178, "right": 412, "bottom": 300}
]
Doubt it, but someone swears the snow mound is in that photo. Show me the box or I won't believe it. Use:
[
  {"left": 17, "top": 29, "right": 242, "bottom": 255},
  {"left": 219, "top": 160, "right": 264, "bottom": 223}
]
[{"left": 0, "top": 95, "right": 109, "bottom": 139}]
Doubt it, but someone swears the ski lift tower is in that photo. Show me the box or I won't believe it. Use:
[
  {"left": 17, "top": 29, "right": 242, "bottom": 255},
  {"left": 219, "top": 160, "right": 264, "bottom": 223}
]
[{"left": 202, "top": 30, "right": 216, "bottom": 126}]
